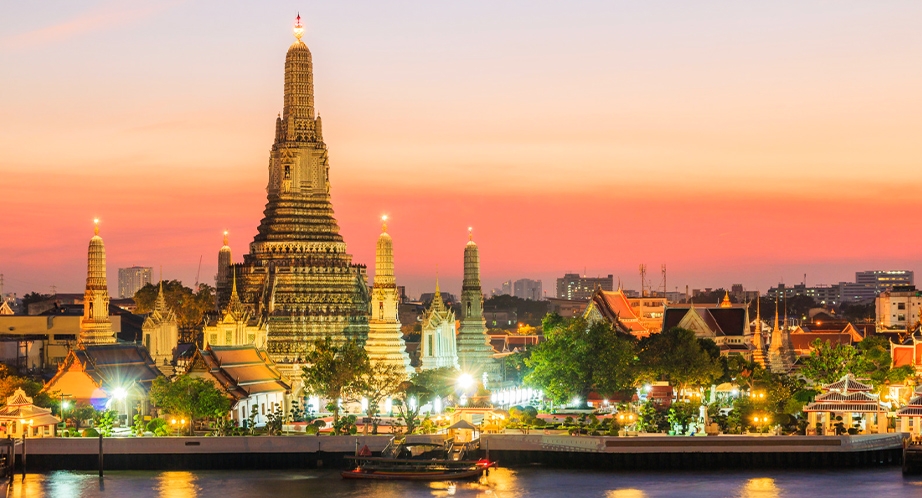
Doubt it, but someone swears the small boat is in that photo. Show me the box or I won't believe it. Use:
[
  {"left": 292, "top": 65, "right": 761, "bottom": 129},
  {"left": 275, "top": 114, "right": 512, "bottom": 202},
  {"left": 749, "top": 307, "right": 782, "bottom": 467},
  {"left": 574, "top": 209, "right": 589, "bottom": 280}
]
[{"left": 342, "top": 436, "right": 496, "bottom": 481}]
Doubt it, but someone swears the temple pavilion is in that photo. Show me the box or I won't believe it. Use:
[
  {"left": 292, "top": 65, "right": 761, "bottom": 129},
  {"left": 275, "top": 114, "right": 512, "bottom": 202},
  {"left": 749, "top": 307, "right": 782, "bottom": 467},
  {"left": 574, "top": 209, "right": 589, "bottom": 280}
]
[
  {"left": 803, "top": 374, "right": 887, "bottom": 435},
  {"left": 0, "top": 388, "right": 60, "bottom": 438},
  {"left": 897, "top": 386, "right": 922, "bottom": 437}
]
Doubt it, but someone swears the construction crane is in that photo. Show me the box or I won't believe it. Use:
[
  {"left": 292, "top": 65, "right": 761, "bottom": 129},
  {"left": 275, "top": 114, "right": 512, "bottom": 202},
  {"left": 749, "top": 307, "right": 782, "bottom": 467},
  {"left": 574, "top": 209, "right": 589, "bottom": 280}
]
[{"left": 193, "top": 255, "right": 203, "bottom": 291}]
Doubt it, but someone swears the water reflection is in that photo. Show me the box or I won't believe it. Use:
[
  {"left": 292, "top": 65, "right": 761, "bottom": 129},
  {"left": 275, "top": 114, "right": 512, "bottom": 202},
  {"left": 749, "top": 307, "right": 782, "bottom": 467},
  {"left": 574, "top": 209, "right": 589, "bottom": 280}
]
[
  {"left": 157, "top": 471, "right": 198, "bottom": 498},
  {"left": 739, "top": 477, "right": 780, "bottom": 498},
  {"left": 606, "top": 489, "right": 647, "bottom": 498}
]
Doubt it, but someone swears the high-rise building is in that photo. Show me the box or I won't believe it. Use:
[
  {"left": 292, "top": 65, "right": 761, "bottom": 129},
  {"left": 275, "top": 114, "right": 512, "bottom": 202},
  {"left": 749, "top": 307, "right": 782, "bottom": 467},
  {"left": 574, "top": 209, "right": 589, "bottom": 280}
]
[
  {"left": 556, "top": 273, "right": 613, "bottom": 300},
  {"left": 876, "top": 285, "right": 922, "bottom": 330},
  {"left": 223, "top": 16, "right": 370, "bottom": 379},
  {"left": 81, "top": 221, "right": 115, "bottom": 346},
  {"left": 117, "top": 266, "right": 152, "bottom": 299},
  {"left": 513, "top": 279, "right": 543, "bottom": 301},
  {"left": 366, "top": 216, "right": 413, "bottom": 375},
  {"left": 856, "top": 270, "right": 914, "bottom": 292}
]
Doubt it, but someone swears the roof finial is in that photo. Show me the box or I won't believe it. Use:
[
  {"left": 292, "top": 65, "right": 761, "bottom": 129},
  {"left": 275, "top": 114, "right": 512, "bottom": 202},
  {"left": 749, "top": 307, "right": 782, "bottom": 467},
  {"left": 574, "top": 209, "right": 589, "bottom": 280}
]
[
  {"left": 468, "top": 226, "right": 473, "bottom": 241},
  {"left": 720, "top": 290, "right": 732, "bottom": 308},
  {"left": 381, "top": 215, "right": 388, "bottom": 233},
  {"left": 93, "top": 218, "right": 100, "bottom": 236},
  {"left": 293, "top": 12, "right": 304, "bottom": 41},
  {"left": 223, "top": 230, "right": 229, "bottom": 247}
]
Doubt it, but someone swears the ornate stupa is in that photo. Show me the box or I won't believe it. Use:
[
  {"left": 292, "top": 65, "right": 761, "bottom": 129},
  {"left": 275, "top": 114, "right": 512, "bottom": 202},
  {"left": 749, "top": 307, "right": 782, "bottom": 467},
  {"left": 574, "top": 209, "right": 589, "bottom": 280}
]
[
  {"left": 141, "top": 278, "right": 179, "bottom": 373},
  {"left": 366, "top": 216, "right": 413, "bottom": 375},
  {"left": 455, "top": 228, "right": 498, "bottom": 383},
  {"left": 420, "top": 277, "right": 459, "bottom": 370},
  {"left": 751, "top": 293, "right": 767, "bottom": 367},
  {"left": 768, "top": 297, "right": 794, "bottom": 373},
  {"left": 79, "top": 219, "right": 116, "bottom": 346},
  {"left": 216, "top": 231, "right": 232, "bottom": 308},
  {"left": 224, "top": 15, "right": 370, "bottom": 370}
]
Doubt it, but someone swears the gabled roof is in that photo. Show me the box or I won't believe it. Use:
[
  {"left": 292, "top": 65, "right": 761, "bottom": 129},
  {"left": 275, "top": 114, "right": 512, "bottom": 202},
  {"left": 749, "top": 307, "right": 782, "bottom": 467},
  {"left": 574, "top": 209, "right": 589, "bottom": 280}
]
[
  {"left": 185, "top": 345, "right": 290, "bottom": 403},
  {"left": 45, "top": 343, "right": 164, "bottom": 395},
  {"left": 822, "top": 374, "right": 873, "bottom": 393},
  {"left": 663, "top": 306, "right": 748, "bottom": 337}
]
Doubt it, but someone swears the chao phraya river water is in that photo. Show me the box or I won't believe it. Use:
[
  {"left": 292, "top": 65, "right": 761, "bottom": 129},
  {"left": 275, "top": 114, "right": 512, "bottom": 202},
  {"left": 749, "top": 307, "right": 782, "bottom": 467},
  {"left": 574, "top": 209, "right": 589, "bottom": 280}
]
[{"left": 7, "top": 468, "right": 922, "bottom": 498}]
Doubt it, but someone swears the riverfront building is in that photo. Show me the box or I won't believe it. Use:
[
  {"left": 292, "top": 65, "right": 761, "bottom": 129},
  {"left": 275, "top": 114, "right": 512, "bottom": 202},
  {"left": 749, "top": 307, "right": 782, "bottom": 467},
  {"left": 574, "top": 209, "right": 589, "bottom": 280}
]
[{"left": 803, "top": 375, "right": 886, "bottom": 435}]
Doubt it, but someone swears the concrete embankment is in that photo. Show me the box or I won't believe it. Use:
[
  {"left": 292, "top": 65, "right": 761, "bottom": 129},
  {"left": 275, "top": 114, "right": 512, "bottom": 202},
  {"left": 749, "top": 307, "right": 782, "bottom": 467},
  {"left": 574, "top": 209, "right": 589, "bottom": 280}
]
[
  {"left": 17, "top": 436, "right": 392, "bottom": 471},
  {"left": 16, "top": 433, "right": 908, "bottom": 471},
  {"left": 481, "top": 433, "right": 907, "bottom": 470}
]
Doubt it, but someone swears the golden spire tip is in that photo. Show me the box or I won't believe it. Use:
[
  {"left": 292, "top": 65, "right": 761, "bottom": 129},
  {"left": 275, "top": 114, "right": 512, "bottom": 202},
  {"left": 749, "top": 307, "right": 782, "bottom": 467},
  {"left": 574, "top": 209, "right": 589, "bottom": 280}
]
[
  {"left": 223, "top": 230, "right": 229, "bottom": 246},
  {"left": 93, "top": 218, "right": 100, "bottom": 236},
  {"left": 381, "top": 215, "right": 388, "bottom": 233},
  {"left": 293, "top": 13, "right": 304, "bottom": 40}
]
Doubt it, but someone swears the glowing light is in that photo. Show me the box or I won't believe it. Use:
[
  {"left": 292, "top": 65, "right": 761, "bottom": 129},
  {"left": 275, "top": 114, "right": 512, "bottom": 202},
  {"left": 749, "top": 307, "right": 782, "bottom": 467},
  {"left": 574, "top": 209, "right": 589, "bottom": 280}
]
[
  {"left": 293, "top": 13, "right": 304, "bottom": 40},
  {"left": 457, "top": 373, "right": 474, "bottom": 390},
  {"left": 112, "top": 387, "right": 127, "bottom": 400}
]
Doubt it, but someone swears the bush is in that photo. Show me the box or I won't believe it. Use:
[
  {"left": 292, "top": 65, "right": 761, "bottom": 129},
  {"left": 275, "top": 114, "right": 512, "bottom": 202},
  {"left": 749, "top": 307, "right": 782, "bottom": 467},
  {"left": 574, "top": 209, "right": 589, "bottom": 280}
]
[
  {"left": 147, "top": 418, "right": 169, "bottom": 437},
  {"left": 82, "top": 428, "right": 100, "bottom": 437}
]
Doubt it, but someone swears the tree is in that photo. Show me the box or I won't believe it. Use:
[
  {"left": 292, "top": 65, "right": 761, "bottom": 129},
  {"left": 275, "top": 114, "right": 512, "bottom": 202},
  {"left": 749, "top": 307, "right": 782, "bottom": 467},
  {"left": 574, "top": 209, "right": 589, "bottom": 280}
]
[
  {"left": 524, "top": 315, "right": 637, "bottom": 406},
  {"left": 134, "top": 280, "right": 216, "bottom": 329},
  {"left": 393, "top": 381, "right": 432, "bottom": 435},
  {"left": 149, "top": 375, "right": 230, "bottom": 435},
  {"left": 301, "top": 338, "right": 369, "bottom": 434},
  {"left": 356, "top": 362, "right": 406, "bottom": 434},
  {"left": 855, "top": 335, "right": 914, "bottom": 387},
  {"left": 411, "top": 367, "right": 461, "bottom": 402},
  {"left": 798, "top": 339, "right": 861, "bottom": 385},
  {"left": 638, "top": 327, "right": 722, "bottom": 395},
  {"left": 0, "top": 374, "right": 53, "bottom": 408}
]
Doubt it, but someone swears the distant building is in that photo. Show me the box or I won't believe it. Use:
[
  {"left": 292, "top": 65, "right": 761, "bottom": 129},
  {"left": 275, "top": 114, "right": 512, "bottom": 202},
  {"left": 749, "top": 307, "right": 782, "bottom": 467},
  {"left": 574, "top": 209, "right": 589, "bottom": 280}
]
[
  {"left": 513, "top": 279, "right": 543, "bottom": 301},
  {"left": 501, "top": 281, "right": 513, "bottom": 296},
  {"left": 556, "top": 273, "right": 613, "bottom": 300},
  {"left": 857, "top": 270, "right": 913, "bottom": 292},
  {"left": 545, "top": 297, "right": 588, "bottom": 318},
  {"left": 769, "top": 270, "right": 914, "bottom": 306},
  {"left": 877, "top": 286, "right": 922, "bottom": 331},
  {"left": 118, "top": 266, "right": 152, "bottom": 299},
  {"left": 584, "top": 288, "right": 666, "bottom": 338},
  {"left": 661, "top": 297, "right": 752, "bottom": 357}
]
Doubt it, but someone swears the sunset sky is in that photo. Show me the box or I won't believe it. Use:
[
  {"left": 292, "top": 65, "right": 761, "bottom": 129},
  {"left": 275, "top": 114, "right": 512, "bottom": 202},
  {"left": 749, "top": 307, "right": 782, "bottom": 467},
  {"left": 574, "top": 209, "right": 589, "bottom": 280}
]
[{"left": 2, "top": 1, "right": 921, "bottom": 299}]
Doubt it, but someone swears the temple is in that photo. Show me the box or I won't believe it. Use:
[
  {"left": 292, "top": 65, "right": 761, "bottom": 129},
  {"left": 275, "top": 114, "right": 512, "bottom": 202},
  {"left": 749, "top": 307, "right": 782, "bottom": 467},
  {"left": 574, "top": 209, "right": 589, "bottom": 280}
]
[
  {"left": 365, "top": 216, "right": 413, "bottom": 375},
  {"left": 79, "top": 220, "right": 116, "bottom": 346},
  {"left": 419, "top": 278, "right": 459, "bottom": 370},
  {"left": 455, "top": 229, "right": 499, "bottom": 383},
  {"left": 220, "top": 15, "right": 370, "bottom": 387},
  {"left": 141, "top": 279, "right": 179, "bottom": 374}
]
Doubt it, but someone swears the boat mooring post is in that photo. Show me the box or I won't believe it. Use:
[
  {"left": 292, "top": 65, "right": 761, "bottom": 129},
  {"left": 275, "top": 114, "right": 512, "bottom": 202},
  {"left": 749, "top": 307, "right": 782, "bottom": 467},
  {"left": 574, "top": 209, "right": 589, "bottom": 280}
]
[
  {"left": 20, "top": 433, "right": 26, "bottom": 479},
  {"left": 98, "top": 433, "right": 104, "bottom": 478}
]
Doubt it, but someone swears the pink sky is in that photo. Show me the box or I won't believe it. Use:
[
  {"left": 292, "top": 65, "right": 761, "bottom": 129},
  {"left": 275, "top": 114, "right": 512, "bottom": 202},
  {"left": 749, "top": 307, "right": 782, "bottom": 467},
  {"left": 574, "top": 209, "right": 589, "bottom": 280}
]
[{"left": 2, "top": 2, "right": 921, "bottom": 299}]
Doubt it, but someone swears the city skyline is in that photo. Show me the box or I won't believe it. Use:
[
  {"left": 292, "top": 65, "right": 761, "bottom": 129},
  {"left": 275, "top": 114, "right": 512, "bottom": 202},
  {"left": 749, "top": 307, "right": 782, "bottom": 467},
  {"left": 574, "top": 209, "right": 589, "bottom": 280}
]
[{"left": 3, "top": 2, "right": 922, "bottom": 298}]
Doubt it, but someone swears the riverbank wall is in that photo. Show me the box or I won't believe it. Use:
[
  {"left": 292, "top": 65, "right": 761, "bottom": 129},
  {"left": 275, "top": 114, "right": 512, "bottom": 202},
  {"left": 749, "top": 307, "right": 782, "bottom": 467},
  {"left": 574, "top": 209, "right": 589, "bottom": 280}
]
[
  {"left": 481, "top": 433, "right": 907, "bottom": 470},
  {"left": 14, "top": 433, "right": 908, "bottom": 471}
]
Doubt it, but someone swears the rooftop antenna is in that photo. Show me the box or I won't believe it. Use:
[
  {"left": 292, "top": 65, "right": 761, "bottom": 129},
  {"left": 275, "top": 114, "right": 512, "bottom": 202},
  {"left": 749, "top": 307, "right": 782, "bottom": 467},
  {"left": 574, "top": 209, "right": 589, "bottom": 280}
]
[
  {"left": 639, "top": 264, "right": 647, "bottom": 298},
  {"left": 194, "top": 255, "right": 203, "bottom": 291}
]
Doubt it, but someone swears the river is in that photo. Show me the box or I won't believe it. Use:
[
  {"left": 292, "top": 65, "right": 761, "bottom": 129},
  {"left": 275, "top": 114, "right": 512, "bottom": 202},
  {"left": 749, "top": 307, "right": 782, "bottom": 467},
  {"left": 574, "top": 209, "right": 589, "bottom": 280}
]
[{"left": 7, "top": 467, "right": 922, "bottom": 497}]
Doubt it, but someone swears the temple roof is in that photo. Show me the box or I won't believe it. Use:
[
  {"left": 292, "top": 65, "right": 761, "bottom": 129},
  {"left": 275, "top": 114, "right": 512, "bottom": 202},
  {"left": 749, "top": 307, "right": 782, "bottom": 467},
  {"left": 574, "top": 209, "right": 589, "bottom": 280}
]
[
  {"left": 189, "top": 345, "right": 290, "bottom": 403},
  {"left": 45, "top": 344, "right": 164, "bottom": 395},
  {"left": 822, "top": 374, "right": 873, "bottom": 393},
  {"left": 663, "top": 306, "right": 748, "bottom": 337}
]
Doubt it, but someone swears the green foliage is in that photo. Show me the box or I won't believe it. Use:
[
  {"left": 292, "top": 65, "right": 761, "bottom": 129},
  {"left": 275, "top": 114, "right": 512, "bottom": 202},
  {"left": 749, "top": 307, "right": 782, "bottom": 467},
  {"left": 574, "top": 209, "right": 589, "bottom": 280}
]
[
  {"left": 393, "top": 381, "right": 432, "bottom": 435},
  {"left": 502, "top": 351, "right": 533, "bottom": 384},
  {"left": 638, "top": 328, "right": 722, "bottom": 392},
  {"left": 357, "top": 362, "right": 406, "bottom": 435},
  {"left": 82, "top": 428, "right": 100, "bottom": 438},
  {"left": 289, "top": 400, "right": 306, "bottom": 423},
  {"left": 149, "top": 375, "right": 231, "bottom": 435},
  {"left": 0, "top": 373, "right": 53, "bottom": 409},
  {"left": 133, "top": 280, "right": 216, "bottom": 329},
  {"left": 333, "top": 414, "right": 357, "bottom": 435},
  {"left": 637, "top": 400, "right": 669, "bottom": 433},
  {"left": 483, "top": 295, "right": 549, "bottom": 327},
  {"left": 411, "top": 367, "right": 459, "bottom": 401},
  {"left": 93, "top": 410, "right": 116, "bottom": 437},
  {"left": 525, "top": 315, "right": 637, "bottom": 406},
  {"left": 667, "top": 401, "right": 699, "bottom": 434},
  {"left": 799, "top": 339, "right": 861, "bottom": 385},
  {"left": 147, "top": 418, "right": 170, "bottom": 437},
  {"left": 508, "top": 405, "right": 539, "bottom": 434},
  {"left": 133, "top": 413, "right": 146, "bottom": 437},
  {"left": 265, "top": 405, "right": 285, "bottom": 435},
  {"left": 301, "top": 337, "right": 370, "bottom": 434},
  {"left": 69, "top": 403, "right": 97, "bottom": 429}
]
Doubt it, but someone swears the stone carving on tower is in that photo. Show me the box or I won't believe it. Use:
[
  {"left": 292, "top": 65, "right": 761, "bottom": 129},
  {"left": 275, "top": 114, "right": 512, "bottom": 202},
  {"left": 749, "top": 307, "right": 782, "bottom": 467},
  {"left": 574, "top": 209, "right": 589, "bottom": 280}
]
[
  {"left": 142, "top": 279, "right": 179, "bottom": 374},
  {"left": 455, "top": 228, "right": 499, "bottom": 383},
  {"left": 220, "top": 15, "right": 370, "bottom": 377},
  {"left": 366, "top": 216, "right": 414, "bottom": 375},
  {"left": 79, "top": 220, "right": 116, "bottom": 346},
  {"left": 420, "top": 277, "right": 459, "bottom": 370}
]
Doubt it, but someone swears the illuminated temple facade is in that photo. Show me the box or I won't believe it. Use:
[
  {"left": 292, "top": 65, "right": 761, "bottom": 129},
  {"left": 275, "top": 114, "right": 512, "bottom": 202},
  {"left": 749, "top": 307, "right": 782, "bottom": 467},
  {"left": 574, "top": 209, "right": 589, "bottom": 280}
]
[
  {"left": 217, "top": 16, "right": 370, "bottom": 378},
  {"left": 366, "top": 217, "right": 413, "bottom": 375}
]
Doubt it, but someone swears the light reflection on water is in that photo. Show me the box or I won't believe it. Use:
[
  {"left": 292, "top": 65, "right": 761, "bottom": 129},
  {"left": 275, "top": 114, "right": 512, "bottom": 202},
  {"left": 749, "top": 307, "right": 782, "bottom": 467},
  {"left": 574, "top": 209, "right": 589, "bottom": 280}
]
[{"left": 6, "top": 467, "right": 922, "bottom": 498}]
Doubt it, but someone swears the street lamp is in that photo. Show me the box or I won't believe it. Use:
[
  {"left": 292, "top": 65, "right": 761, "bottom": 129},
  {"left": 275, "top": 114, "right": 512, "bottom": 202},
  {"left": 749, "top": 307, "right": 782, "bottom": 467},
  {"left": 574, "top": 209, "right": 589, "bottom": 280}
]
[{"left": 752, "top": 414, "right": 769, "bottom": 434}]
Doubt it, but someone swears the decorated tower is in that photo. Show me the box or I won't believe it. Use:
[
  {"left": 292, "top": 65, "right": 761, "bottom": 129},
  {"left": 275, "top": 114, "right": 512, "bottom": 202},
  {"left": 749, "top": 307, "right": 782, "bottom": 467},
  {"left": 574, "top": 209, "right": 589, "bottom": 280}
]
[
  {"left": 216, "top": 231, "right": 232, "bottom": 309},
  {"left": 751, "top": 293, "right": 766, "bottom": 367},
  {"left": 79, "top": 219, "right": 116, "bottom": 346},
  {"left": 456, "top": 228, "right": 498, "bottom": 383},
  {"left": 768, "top": 296, "right": 792, "bottom": 373},
  {"left": 366, "top": 216, "right": 413, "bottom": 375},
  {"left": 226, "top": 15, "right": 370, "bottom": 373}
]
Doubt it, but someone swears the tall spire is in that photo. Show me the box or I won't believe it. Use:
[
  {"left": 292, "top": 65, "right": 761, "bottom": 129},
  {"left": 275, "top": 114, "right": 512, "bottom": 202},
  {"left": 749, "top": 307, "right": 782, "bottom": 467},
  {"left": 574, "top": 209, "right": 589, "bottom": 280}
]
[
  {"left": 752, "top": 292, "right": 766, "bottom": 367},
  {"left": 374, "top": 215, "right": 395, "bottom": 287},
  {"left": 720, "top": 290, "right": 732, "bottom": 308},
  {"left": 457, "top": 227, "right": 498, "bottom": 383},
  {"left": 79, "top": 219, "right": 115, "bottom": 346},
  {"left": 367, "top": 216, "right": 413, "bottom": 375}
]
